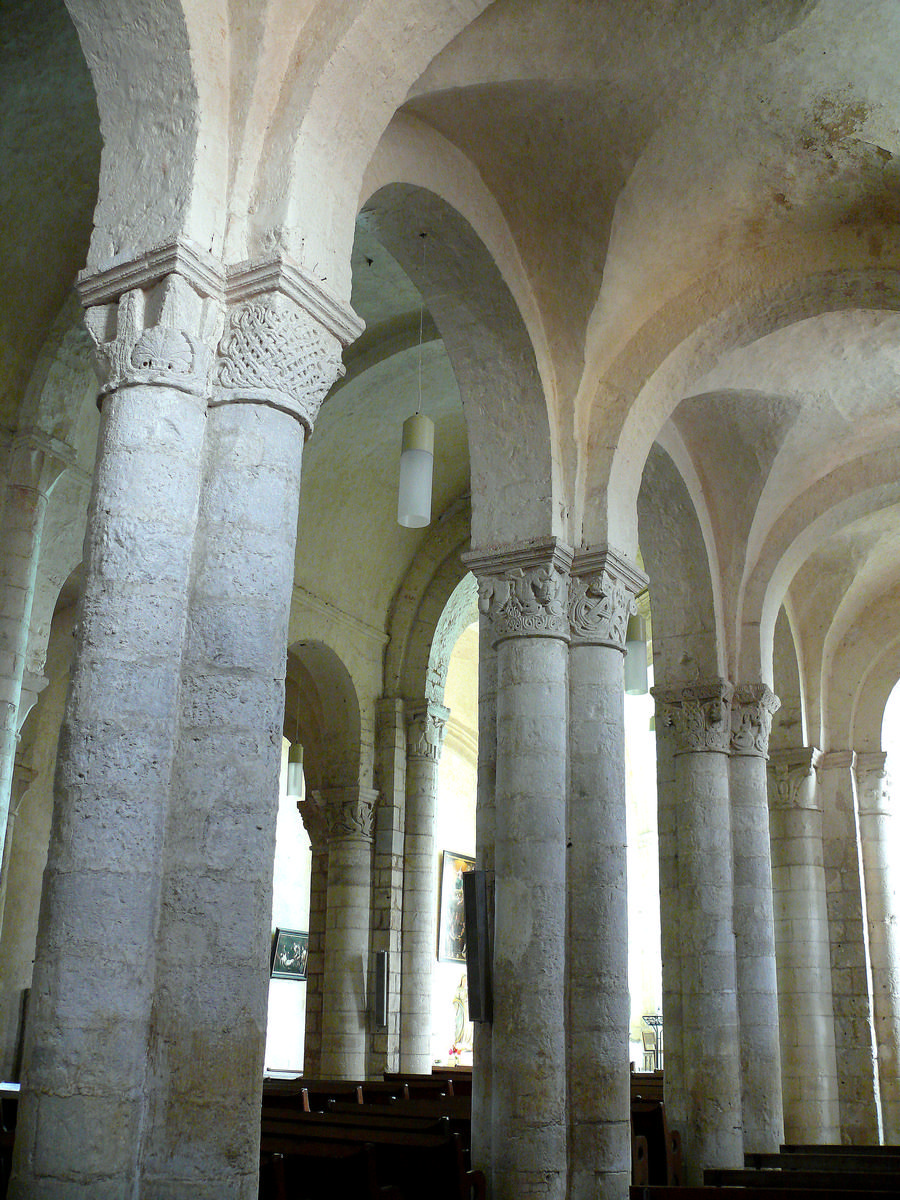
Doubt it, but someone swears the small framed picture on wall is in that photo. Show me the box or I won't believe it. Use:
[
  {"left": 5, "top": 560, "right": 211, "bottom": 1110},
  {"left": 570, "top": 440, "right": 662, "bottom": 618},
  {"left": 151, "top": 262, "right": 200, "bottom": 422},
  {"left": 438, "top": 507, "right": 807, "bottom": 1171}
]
[
  {"left": 438, "top": 850, "right": 475, "bottom": 963},
  {"left": 271, "top": 928, "right": 309, "bottom": 980}
]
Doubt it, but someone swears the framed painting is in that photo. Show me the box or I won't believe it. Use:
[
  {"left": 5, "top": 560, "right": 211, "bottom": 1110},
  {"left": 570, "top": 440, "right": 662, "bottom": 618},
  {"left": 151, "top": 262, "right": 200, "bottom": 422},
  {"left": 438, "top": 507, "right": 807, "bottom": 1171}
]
[
  {"left": 271, "top": 928, "right": 309, "bottom": 980},
  {"left": 438, "top": 850, "right": 475, "bottom": 963}
]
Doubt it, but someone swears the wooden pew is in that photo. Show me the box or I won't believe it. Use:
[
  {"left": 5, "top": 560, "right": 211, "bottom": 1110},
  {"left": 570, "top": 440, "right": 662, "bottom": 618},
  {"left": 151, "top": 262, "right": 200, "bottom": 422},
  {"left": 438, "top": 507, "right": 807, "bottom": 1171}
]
[
  {"left": 328, "top": 1097, "right": 472, "bottom": 1151},
  {"left": 705, "top": 1166, "right": 898, "bottom": 1191},
  {"left": 260, "top": 1138, "right": 403, "bottom": 1200},
  {"left": 631, "top": 1099, "right": 682, "bottom": 1186},
  {"left": 747, "top": 1149, "right": 900, "bottom": 1174},
  {"left": 631, "top": 1188, "right": 897, "bottom": 1200},
  {"left": 260, "top": 1119, "right": 485, "bottom": 1200}
]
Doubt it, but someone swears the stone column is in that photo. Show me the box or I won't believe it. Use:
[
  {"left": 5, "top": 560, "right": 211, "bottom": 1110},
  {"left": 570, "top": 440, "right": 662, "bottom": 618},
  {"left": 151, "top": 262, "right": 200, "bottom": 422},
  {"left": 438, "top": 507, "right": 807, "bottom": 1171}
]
[
  {"left": 817, "top": 751, "right": 879, "bottom": 1143},
  {"left": 0, "top": 432, "right": 70, "bottom": 874},
  {"left": 0, "top": 758, "right": 36, "bottom": 1080},
  {"left": 767, "top": 748, "right": 840, "bottom": 1142},
  {"left": 138, "top": 282, "right": 356, "bottom": 1195},
  {"left": 11, "top": 270, "right": 221, "bottom": 1195},
  {"left": 567, "top": 548, "right": 645, "bottom": 1200},
  {"left": 654, "top": 694, "right": 686, "bottom": 1128},
  {"left": 319, "top": 786, "right": 377, "bottom": 1079},
  {"left": 729, "top": 684, "right": 784, "bottom": 1152},
  {"left": 399, "top": 701, "right": 449, "bottom": 1071},
  {"left": 856, "top": 752, "right": 900, "bottom": 1141},
  {"left": 464, "top": 539, "right": 572, "bottom": 1200},
  {"left": 653, "top": 680, "right": 743, "bottom": 1180},
  {"left": 299, "top": 792, "right": 330, "bottom": 1078},
  {"left": 371, "top": 697, "right": 407, "bottom": 1075},
  {"left": 471, "top": 612, "right": 496, "bottom": 1181}
]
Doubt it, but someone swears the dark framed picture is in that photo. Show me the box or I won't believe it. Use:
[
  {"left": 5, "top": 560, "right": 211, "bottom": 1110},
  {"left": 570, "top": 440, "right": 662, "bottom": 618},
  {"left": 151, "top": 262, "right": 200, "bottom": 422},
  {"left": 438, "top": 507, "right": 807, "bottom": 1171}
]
[
  {"left": 271, "top": 928, "right": 309, "bottom": 980},
  {"left": 438, "top": 850, "right": 475, "bottom": 962}
]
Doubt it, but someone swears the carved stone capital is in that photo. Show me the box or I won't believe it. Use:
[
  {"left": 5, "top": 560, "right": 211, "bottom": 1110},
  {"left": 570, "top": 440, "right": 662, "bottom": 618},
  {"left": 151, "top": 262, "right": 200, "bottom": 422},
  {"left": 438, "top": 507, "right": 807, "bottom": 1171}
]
[
  {"left": 5, "top": 430, "right": 74, "bottom": 499},
  {"left": 730, "top": 683, "right": 780, "bottom": 758},
  {"left": 214, "top": 297, "right": 345, "bottom": 433},
  {"left": 767, "top": 746, "right": 822, "bottom": 810},
  {"left": 406, "top": 702, "right": 450, "bottom": 762},
  {"left": 568, "top": 546, "right": 647, "bottom": 649},
  {"left": 82, "top": 271, "right": 223, "bottom": 402},
  {"left": 317, "top": 786, "right": 378, "bottom": 843},
  {"left": 298, "top": 791, "right": 330, "bottom": 852},
  {"left": 464, "top": 538, "right": 574, "bottom": 645},
  {"left": 653, "top": 679, "right": 733, "bottom": 754},
  {"left": 856, "top": 751, "right": 891, "bottom": 817}
]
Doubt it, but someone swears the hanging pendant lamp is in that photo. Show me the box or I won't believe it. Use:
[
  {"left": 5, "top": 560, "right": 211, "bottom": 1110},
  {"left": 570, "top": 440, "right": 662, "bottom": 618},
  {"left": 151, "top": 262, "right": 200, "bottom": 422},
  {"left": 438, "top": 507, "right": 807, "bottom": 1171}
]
[
  {"left": 397, "top": 412, "right": 434, "bottom": 527},
  {"left": 397, "top": 232, "right": 435, "bottom": 529},
  {"left": 286, "top": 741, "right": 304, "bottom": 800}
]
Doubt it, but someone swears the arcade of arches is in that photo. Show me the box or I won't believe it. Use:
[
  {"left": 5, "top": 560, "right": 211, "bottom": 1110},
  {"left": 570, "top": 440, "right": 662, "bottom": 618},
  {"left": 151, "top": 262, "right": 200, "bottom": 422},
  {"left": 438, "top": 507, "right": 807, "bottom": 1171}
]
[{"left": 2, "top": 1, "right": 900, "bottom": 1196}]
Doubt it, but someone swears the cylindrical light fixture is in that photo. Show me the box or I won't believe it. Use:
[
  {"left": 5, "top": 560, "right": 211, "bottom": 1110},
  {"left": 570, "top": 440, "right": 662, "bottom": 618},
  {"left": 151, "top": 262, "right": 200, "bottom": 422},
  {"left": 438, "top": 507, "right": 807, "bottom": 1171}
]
[
  {"left": 286, "top": 741, "right": 304, "bottom": 800},
  {"left": 624, "top": 614, "right": 648, "bottom": 695},
  {"left": 397, "top": 412, "right": 434, "bottom": 528}
]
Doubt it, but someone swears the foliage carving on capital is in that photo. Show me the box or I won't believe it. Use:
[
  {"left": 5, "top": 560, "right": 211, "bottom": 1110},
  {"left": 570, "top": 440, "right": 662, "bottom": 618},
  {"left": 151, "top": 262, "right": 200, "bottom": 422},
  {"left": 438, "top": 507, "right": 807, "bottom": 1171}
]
[
  {"left": 656, "top": 681, "right": 733, "bottom": 754},
  {"left": 84, "top": 274, "right": 220, "bottom": 399},
  {"left": 407, "top": 704, "right": 449, "bottom": 762},
  {"left": 216, "top": 301, "right": 344, "bottom": 431},
  {"left": 767, "top": 749, "right": 821, "bottom": 810},
  {"left": 568, "top": 568, "right": 636, "bottom": 648},
  {"left": 731, "top": 684, "right": 780, "bottom": 758},
  {"left": 331, "top": 794, "right": 375, "bottom": 841},
  {"left": 299, "top": 792, "right": 329, "bottom": 851}
]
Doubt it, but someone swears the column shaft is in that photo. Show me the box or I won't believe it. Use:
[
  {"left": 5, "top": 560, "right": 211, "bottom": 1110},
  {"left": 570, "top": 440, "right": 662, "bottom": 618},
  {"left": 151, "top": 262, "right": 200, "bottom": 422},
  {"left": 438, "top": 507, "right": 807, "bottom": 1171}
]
[
  {"left": 12, "top": 370, "right": 208, "bottom": 1194},
  {"left": 319, "top": 789, "right": 376, "bottom": 1078},
  {"left": 655, "top": 681, "right": 743, "bottom": 1180},
  {"left": 729, "top": 685, "right": 783, "bottom": 1152},
  {"left": 399, "top": 703, "right": 448, "bottom": 1072},
  {"left": 567, "top": 550, "right": 644, "bottom": 1200},
  {"left": 471, "top": 613, "right": 496, "bottom": 1181},
  {"left": 856, "top": 752, "right": 900, "bottom": 1141},
  {"left": 0, "top": 436, "right": 67, "bottom": 882},
  {"left": 768, "top": 749, "right": 840, "bottom": 1141},
  {"left": 466, "top": 540, "right": 571, "bottom": 1200},
  {"left": 818, "top": 751, "right": 879, "bottom": 1143},
  {"left": 139, "top": 403, "right": 305, "bottom": 1198}
]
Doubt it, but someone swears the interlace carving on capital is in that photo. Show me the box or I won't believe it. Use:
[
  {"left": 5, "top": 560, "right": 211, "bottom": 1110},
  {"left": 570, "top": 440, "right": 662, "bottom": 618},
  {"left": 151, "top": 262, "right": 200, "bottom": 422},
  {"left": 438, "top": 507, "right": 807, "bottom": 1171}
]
[
  {"left": 731, "top": 684, "right": 780, "bottom": 758},
  {"left": 407, "top": 706, "right": 448, "bottom": 762},
  {"left": 659, "top": 683, "right": 733, "bottom": 754},
  {"left": 216, "top": 302, "right": 344, "bottom": 426},
  {"left": 568, "top": 568, "right": 636, "bottom": 648},
  {"left": 477, "top": 563, "right": 568, "bottom": 640}
]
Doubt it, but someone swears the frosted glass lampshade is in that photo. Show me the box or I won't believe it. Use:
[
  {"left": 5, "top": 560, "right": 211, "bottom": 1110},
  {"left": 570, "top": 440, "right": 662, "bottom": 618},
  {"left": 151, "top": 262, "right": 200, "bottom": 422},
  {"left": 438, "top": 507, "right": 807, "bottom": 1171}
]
[
  {"left": 286, "top": 741, "right": 304, "bottom": 800},
  {"left": 624, "top": 614, "right": 648, "bottom": 695},
  {"left": 397, "top": 413, "right": 434, "bottom": 528}
]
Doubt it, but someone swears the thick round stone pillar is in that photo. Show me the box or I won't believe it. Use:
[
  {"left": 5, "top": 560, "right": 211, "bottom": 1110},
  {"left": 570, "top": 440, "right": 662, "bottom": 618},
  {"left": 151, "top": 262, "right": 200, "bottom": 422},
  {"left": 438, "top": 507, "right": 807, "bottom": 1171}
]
[
  {"left": 471, "top": 612, "right": 496, "bottom": 1180},
  {"left": 767, "top": 748, "right": 840, "bottom": 1142},
  {"left": 299, "top": 793, "right": 330, "bottom": 1079},
  {"left": 654, "top": 680, "right": 743, "bottom": 1180},
  {"left": 729, "top": 684, "right": 784, "bottom": 1152},
  {"left": 0, "top": 433, "right": 69, "bottom": 875},
  {"left": 567, "top": 549, "right": 645, "bottom": 1200},
  {"left": 856, "top": 752, "right": 900, "bottom": 1141},
  {"left": 137, "top": 283, "right": 356, "bottom": 1196},
  {"left": 11, "top": 273, "right": 219, "bottom": 1196},
  {"left": 399, "top": 702, "right": 449, "bottom": 1071},
  {"left": 320, "top": 787, "right": 377, "bottom": 1078},
  {"left": 817, "top": 751, "right": 879, "bottom": 1143},
  {"left": 465, "top": 539, "right": 572, "bottom": 1200}
]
